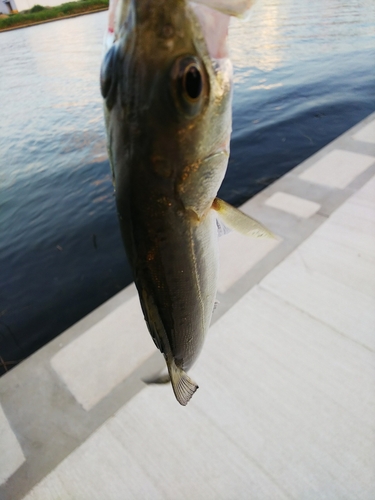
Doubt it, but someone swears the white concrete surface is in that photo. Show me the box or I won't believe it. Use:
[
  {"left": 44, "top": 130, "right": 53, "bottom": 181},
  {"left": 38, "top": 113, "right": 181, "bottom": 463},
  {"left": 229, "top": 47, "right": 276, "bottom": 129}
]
[
  {"left": 51, "top": 293, "right": 156, "bottom": 411},
  {"left": 0, "top": 405, "right": 25, "bottom": 485},
  {"left": 299, "top": 149, "right": 375, "bottom": 188},
  {"left": 218, "top": 230, "right": 280, "bottom": 293},
  {"left": 264, "top": 191, "right": 321, "bottom": 218},
  {"left": 352, "top": 120, "right": 375, "bottom": 144},
  {"left": 261, "top": 176, "right": 375, "bottom": 351},
  {"left": 22, "top": 171, "right": 375, "bottom": 500},
  {"left": 22, "top": 387, "right": 291, "bottom": 500}
]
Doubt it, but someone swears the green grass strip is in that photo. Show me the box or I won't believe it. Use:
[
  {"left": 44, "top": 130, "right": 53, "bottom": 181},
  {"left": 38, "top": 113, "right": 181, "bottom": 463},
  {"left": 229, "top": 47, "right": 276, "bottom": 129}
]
[{"left": 0, "top": 0, "right": 109, "bottom": 30}]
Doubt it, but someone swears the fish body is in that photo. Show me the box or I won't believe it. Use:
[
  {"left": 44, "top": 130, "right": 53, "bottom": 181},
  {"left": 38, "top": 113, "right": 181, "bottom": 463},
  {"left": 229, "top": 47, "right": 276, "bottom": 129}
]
[{"left": 101, "top": 0, "right": 270, "bottom": 405}]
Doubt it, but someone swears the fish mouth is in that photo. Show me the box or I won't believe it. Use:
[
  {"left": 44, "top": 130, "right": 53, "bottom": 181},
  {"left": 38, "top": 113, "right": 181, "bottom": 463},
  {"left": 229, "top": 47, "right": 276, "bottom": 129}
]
[{"left": 190, "top": 2, "right": 231, "bottom": 59}]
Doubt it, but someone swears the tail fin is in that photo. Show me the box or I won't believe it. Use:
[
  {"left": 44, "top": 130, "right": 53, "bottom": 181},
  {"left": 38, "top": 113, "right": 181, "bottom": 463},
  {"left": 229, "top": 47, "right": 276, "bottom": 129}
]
[{"left": 167, "top": 358, "right": 199, "bottom": 406}]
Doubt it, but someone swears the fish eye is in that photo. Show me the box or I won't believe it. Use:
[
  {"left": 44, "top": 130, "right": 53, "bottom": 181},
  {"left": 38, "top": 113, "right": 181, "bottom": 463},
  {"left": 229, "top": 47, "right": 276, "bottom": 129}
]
[
  {"left": 183, "top": 64, "right": 202, "bottom": 100},
  {"left": 171, "top": 56, "right": 208, "bottom": 117}
]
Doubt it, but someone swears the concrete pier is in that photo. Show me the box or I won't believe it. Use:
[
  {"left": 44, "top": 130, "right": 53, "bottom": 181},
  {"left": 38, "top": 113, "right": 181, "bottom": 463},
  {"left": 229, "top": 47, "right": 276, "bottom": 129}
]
[{"left": 1, "top": 112, "right": 375, "bottom": 500}]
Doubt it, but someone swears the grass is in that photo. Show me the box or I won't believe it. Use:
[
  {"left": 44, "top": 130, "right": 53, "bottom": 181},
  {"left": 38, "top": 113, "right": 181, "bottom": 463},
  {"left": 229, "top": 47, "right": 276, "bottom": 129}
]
[{"left": 0, "top": 0, "right": 109, "bottom": 31}]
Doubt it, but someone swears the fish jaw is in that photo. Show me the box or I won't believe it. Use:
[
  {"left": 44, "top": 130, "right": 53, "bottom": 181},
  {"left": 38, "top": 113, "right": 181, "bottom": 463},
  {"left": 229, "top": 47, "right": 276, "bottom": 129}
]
[
  {"left": 192, "top": 0, "right": 256, "bottom": 17},
  {"left": 190, "top": 2, "right": 231, "bottom": 59}
]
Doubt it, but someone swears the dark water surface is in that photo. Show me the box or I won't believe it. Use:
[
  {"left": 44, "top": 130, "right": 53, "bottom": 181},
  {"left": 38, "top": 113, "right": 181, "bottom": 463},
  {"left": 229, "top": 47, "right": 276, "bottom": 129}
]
[{"left": 0, "top": 1, "right": 374, "bottom": 374}]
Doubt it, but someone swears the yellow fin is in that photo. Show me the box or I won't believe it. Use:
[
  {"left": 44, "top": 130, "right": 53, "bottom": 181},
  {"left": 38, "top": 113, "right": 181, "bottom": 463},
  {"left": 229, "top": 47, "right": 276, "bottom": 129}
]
[{"left": 212, "top": 197, "right": 275, "bottom": 239}]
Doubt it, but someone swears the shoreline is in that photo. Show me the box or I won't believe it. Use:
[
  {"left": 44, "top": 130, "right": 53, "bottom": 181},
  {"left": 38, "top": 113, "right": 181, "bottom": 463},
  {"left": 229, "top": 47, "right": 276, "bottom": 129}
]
[{"left": 0, "top": 4, "right": 108, "bottom": 32}]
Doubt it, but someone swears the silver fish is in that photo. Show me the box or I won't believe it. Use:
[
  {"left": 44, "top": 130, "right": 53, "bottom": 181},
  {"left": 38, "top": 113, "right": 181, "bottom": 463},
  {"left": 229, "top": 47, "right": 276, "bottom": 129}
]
[{"left": 101, "top": 0, "right": 272, "bottom": 405}]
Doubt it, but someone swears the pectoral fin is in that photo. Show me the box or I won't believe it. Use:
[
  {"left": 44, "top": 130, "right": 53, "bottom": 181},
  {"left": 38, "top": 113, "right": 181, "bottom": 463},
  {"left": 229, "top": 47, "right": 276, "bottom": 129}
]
[
  {"left": 167, "top": 357, "right": 198, "bottom": 406},
  {"left": 212, "top": 197, "right": 275, "bottom": 239}
]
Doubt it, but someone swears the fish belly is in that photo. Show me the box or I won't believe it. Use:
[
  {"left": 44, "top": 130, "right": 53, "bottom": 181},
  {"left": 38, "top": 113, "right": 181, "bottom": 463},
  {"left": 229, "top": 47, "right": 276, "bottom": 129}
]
[{"left": 119, "top": 193, "right": 218, "bottom": 371}]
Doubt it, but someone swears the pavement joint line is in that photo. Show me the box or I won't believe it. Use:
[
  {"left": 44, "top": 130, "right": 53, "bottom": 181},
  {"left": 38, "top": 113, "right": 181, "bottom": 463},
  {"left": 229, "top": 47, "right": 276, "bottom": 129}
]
[{"left": 0, "top": 111, "right": 374, "bottom": 499}]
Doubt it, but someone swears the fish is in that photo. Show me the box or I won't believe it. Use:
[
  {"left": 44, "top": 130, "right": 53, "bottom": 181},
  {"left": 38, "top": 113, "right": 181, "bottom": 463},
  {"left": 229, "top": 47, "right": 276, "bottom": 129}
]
[{"left": 100, "top": 0, "right": 273, "bottom": 406}]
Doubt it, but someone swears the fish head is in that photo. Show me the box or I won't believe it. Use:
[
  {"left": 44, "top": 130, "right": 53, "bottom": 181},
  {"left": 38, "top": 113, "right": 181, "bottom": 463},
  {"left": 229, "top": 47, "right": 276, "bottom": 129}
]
[{"left": 101, "top": 0, "right": 233, "bottom": 219}]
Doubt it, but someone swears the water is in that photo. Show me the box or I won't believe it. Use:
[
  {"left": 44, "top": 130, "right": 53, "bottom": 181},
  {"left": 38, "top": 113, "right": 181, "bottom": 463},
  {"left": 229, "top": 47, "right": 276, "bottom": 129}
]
[{"left": 0, "top": 1, "right": 374, "bottom": 374}]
